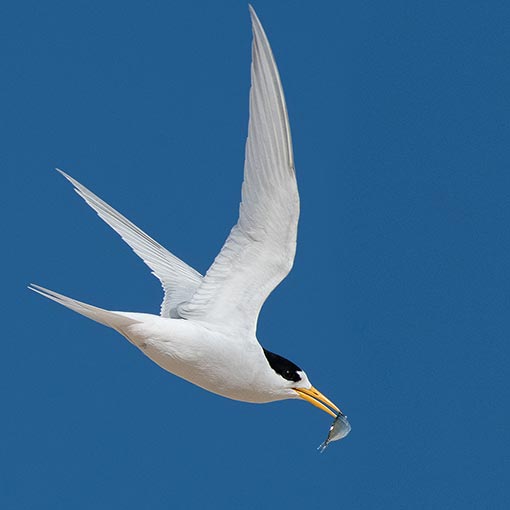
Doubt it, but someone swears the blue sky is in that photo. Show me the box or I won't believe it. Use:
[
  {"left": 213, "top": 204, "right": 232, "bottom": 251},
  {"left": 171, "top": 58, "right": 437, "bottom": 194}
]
[{"left": 2, "top": 1, "right": 509, "bottom": 508}]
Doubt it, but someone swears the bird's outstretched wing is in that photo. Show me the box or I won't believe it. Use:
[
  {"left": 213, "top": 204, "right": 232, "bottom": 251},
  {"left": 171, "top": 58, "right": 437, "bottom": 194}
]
[
  {"left": 178, "top": 7, "right": 299, "bottom": 336},
  {"left": 57, "top": 170, "right": 203, "bottom": 318}
]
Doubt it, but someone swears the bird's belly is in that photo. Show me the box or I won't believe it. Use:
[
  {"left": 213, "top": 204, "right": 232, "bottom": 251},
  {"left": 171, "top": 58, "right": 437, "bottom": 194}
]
[
  {"left": 123, "top": 318, "right": 278, "bottom": 404},
  {"left": 144, "top": 347, "right": 272, "bottom": 403}
]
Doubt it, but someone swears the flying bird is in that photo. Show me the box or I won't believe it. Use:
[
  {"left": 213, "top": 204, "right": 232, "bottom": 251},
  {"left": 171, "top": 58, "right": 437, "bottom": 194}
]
[{"left": 30, "top": 6, "right": 349, "bottom": 436}]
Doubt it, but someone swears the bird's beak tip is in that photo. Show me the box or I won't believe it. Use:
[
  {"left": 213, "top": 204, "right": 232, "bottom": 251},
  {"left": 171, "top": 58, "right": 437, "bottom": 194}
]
[{"left": 294, "top": 386, "right": 341, "bottom": 418}]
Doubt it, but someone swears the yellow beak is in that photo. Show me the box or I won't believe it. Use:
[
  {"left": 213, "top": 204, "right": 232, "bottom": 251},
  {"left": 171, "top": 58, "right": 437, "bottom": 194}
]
[{"left": 293, "top": 387, "right": 341, "bottom": 418}]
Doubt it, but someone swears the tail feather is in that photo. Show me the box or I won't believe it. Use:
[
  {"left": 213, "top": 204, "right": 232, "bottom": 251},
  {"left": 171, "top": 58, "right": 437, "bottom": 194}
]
[{"left": 29, "top": 284, "right": 140, "bottom": 330}]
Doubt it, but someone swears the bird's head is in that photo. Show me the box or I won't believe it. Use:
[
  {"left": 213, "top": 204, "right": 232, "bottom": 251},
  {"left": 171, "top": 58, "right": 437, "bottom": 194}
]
[{"left": 263, "top": 349, "right": 342, "bottom": 418}]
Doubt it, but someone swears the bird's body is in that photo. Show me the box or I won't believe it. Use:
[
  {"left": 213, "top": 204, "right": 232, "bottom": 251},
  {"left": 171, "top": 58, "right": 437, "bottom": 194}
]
[
  {"left": 119, "top": 313, "right": 293, "bottom": 404},
  {"left": 30, "top": 7, "right": 348, "bottom": 427},
  {"left": 32, "top": 287, "right": 307, "bottom": 405}
]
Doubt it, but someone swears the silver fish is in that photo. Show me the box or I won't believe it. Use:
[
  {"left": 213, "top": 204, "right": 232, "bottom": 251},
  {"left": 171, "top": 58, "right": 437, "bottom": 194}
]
[{"left": 318, "top": 413, "right": 351, "bottom": 452}]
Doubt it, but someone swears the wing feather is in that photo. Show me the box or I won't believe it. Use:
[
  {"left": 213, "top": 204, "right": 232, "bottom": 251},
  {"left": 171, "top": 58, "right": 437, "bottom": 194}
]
[
  {"left": 178, "top": 7, "right": 299, "bottom": 335},
  {"left": 57, "top": 170, "right": 203, "bottom": 318}
]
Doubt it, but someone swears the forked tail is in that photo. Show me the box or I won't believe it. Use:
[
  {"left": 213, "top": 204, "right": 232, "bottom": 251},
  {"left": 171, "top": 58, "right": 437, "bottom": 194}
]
[{"left": 29, "top": 284, "right": 140, "bottom": 331}]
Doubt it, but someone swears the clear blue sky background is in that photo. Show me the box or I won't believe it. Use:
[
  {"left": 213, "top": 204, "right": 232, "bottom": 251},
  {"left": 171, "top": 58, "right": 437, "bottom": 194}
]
[{"left": 2, "top": 1, "right": 509, "bottom": 508}]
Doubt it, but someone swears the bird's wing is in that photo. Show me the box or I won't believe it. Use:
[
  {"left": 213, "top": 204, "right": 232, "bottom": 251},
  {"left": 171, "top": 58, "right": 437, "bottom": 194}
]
[
  {"left": 178, "top": 7, "right": 299, "bottom": 336},
  {"left": 57, "top": 170, "right": 203, "bottom": 318}
]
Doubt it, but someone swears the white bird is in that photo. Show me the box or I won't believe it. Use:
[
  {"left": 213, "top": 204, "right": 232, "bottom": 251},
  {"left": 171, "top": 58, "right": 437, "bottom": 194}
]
[{"left": 30, "top": 6, "right": 347, "bottom": 426}]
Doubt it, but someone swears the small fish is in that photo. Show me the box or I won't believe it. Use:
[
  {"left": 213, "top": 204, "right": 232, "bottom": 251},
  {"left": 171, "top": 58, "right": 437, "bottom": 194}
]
[{"left": 317, "top": 412, "right": 351, "bottom": 452}]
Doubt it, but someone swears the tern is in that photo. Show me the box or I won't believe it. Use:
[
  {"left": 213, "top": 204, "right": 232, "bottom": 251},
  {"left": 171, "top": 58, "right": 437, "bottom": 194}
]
[{"left": 30, "top": 6, "right": 348, "bottom": 426}]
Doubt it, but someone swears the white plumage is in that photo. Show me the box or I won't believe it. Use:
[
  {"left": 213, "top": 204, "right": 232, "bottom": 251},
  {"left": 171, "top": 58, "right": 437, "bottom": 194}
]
[{"left": 30, "top": 7, "right": 346, "bottom": 424}]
